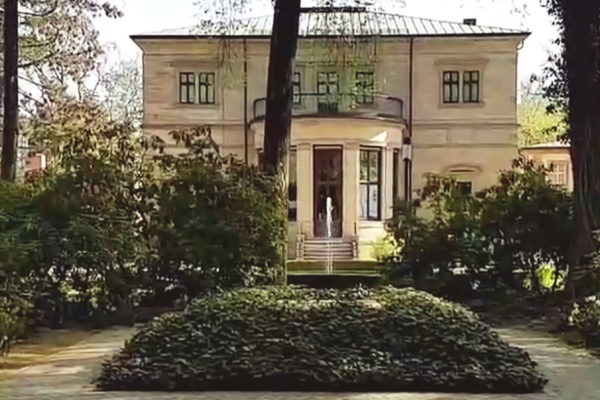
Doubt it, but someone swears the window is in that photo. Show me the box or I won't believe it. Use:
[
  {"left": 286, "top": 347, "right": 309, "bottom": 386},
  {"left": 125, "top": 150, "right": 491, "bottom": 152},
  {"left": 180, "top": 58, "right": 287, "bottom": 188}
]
[
  {"left": 463, "top": 71, "right": 480, "bottom": 103},
  {"left": 179, "top": 72, "right": 196, "bottom": 104},
  {"left": 317, "top": 72, "right": 339, "bottom": 113},
  {"left": 548, "top": 160, "right": 569, "bottom": 187},
  {"left": 288, "top": 148, "right": 297, "bottom": 220},
  {"left": 457, "top": 181, "right": 473, "bottom": 196},
  {"left": 360, "top": 148, "right": 381, "bottom": 220},
  {"left": 442, "top": 71, "right": 460, "bottom": 103},
  {"left": 292, "top": 72, "right": 301, "bottom": 105},
  {"left": 356, "top": 72, "right": 374, "bottom": 104},
  {"left": 198, "top": 72, "right": 215, "bottom": 104}
]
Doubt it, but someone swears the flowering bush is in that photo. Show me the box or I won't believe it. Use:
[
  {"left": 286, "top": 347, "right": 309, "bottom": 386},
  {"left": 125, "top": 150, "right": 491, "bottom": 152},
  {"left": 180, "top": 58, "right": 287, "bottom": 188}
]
[{"left": 568, "top": 294, "right": 600, "bottom": 347}]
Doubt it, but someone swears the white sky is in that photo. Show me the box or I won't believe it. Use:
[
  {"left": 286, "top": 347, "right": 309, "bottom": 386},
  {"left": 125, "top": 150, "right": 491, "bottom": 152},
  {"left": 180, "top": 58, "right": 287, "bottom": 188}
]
[{"left": 95, "top": 0, "right": 557, "bottom": 86}]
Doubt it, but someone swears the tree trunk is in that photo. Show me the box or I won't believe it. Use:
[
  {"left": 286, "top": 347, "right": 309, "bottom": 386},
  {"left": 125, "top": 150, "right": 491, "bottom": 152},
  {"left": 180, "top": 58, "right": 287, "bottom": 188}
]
[
  {"left": 262, "top": 0, "right": 301, "bottom": 174},
  {"left": 561, "top": 1, "right": 600, "bottom": 291},
  {"left": 2, "top": 0, "right": 18, "bottom": 182},
  {"left": 262, "top": 0, "right": 301, "bottom": 281}
]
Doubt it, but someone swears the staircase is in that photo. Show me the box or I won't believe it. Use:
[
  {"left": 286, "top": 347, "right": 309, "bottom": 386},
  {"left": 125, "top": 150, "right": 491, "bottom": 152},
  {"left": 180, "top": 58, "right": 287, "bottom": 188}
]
[{"left": 302, "top": 238, "right": 354, "bottom": 261}]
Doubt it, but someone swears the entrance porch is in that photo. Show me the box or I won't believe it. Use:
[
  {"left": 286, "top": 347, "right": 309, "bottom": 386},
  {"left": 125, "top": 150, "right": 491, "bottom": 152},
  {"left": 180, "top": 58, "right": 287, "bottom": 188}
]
[{"left": 253, "top": 117, "right": 407, "bottom": 262}]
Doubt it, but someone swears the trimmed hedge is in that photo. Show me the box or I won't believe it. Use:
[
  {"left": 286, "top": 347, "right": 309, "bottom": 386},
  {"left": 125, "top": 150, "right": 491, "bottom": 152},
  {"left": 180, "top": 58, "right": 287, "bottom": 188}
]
[{"left": 97, "top": 286, "right": 547, "bottom": 393}]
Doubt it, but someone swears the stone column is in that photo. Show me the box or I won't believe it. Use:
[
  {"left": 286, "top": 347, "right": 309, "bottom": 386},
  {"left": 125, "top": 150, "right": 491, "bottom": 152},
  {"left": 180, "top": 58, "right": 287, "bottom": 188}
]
[
  {"left": 383, "top": 146, "right": 395, "bottom": 220},
  {"left": 343, "top": 143, "right": 360, "bottom": 240},
  {"left": 296, "top": 142, "right": 313, "bottom": 238}
]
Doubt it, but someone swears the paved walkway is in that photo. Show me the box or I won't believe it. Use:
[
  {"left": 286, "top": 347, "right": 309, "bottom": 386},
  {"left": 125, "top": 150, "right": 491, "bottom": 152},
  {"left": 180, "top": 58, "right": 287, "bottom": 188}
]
[{"left": 0, "top": 326, "right": 598, "bottom": 400}]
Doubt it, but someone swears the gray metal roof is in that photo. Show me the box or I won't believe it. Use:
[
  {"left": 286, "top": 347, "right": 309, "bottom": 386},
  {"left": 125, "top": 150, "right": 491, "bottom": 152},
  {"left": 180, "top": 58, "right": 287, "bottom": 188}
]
[{"left": 133, "top": 7, "right": 528, "bottom": 39}]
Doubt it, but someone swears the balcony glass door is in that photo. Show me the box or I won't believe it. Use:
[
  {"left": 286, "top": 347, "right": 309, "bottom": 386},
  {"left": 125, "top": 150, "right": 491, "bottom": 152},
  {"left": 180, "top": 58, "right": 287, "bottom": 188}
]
[{"left": 317, "top": 72, "right": 339, "bottom": 113}]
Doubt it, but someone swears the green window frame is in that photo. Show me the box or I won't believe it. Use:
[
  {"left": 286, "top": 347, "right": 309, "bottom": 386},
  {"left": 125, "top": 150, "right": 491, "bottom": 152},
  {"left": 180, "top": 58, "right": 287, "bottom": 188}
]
[
  {"left": 360, "top": 148, "right": 381, "bottom": 221},
  {"left": 198, "top": 72, "right": 215, "bottom": 104},
  {"left": 317, "top": 72, "right": 339, "bottom": 113},
  {"left": 442, "top": 71, "right": 460, "bottom": 103},
  {"left": 356, "top": 71, "right": 374, "bottom": 104},
  {"left": 292, "top": 72, "right": 301, "bottom": 105},
  {"left": 179, "top": 72, "right": 196, "bottom": 104},
  {"left": 463, "top": 71, "right": 480, "bottom": 103}
]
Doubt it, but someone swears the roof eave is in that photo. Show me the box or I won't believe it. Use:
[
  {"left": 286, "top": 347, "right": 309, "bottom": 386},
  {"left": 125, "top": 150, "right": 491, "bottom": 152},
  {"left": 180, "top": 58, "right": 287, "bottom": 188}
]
[{"left": 130, "top": 32, "right": 530, "bottom": 41}]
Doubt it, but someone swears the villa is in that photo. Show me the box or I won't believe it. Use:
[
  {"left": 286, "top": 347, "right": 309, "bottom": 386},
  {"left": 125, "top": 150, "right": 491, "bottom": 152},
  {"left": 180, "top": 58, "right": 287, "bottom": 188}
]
[{"left": 132, "top": 6, "right": 529, "bottom": 263}]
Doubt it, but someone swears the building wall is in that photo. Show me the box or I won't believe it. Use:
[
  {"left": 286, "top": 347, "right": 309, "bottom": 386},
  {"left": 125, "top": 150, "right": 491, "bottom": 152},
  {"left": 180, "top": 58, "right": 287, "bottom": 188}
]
[
  {"left": 135, "top": 34, "right": 526, "bottom": 260},
  {"left": 520, "top": 147, "right": 573, "bottom": 191}
]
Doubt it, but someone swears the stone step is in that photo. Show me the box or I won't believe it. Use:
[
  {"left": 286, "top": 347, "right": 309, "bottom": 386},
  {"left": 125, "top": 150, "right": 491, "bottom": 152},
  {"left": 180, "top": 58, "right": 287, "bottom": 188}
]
[
  {"left": 299, "top": 238, "right": 355, "bottom": 261},
  {"left": 304, "top": 248, "right": 352, "bottom": 252},
  {"left": 304, "top": 242, "right": 353, "bottom": 247},
  {"left": 304, "top": 247, "right": 353, "bottom": 252},
  {"left": 304, "top": 256, "right": 354, "bottom": 261},
  {"left": 305, "top": 253, "right": 353, "bottom": 258},
  {"left": 304, "top": 238, "right": 351, "bottom": 243}
]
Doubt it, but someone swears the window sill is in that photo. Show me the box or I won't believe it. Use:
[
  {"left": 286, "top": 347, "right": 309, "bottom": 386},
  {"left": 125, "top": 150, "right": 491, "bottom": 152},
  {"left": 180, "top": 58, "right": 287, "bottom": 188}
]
[{"left": 438, "top": 101, "right": 485, "bottom": 110}]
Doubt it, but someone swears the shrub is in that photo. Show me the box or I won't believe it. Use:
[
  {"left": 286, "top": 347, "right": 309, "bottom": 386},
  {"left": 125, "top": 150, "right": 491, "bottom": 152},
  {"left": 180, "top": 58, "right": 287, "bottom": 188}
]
[
  {"left": 370, "top": 235, "right": 400, "bottom": 263},
  {"left": 384, "top": 177, "right": 490, "bottom": 295},
  {"left": 0, "top": 120, "right": 286, "bottom": 326},
  {"left": 384, "top": 159, "right": 573, "bottom": 296},
  {"left": 0, "top": 289, "right": 34, "bottom": 356},
  {"left": 137, "top": 128, "right": 287, "bottom": 297},
  {"left": 476, "top": 159, "right": 572, "bottom": 293},
  {"left": 567, "top": 294, "right": 600, "bottom": 347},
  {"left": 97, "top": 286, "right": 547, "bottom": 393}
]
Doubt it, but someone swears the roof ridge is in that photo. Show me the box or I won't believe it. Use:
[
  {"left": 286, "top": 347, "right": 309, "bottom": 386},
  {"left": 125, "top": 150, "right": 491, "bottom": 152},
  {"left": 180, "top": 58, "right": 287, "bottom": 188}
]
[{"left": 132, "top": 9, "right": 529, "bottom": 38}]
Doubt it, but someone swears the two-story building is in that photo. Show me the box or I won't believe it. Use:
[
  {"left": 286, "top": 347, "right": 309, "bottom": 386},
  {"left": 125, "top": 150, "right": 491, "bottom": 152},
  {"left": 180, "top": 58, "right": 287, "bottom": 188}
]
[{"left": 132, "top": 6, "right": 529, "bottom": 263}]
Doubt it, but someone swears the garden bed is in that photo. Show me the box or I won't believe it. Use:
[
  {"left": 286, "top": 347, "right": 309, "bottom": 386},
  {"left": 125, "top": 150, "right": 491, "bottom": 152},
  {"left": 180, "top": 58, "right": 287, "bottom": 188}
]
[{"left": 97, "top": 286, "right": 547, "bottom": 393}]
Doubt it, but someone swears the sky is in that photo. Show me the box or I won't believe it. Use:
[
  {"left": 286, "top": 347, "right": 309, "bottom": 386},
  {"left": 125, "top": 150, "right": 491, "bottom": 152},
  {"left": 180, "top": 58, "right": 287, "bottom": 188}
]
[{"left": 95, "top": 0, "right": 557, "bottom": 87}]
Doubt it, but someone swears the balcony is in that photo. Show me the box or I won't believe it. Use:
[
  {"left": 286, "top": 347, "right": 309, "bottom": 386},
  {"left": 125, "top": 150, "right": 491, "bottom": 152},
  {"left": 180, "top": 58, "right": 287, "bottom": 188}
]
[{"left": 252, "top": 93, "right": 404, "bottom": 122}]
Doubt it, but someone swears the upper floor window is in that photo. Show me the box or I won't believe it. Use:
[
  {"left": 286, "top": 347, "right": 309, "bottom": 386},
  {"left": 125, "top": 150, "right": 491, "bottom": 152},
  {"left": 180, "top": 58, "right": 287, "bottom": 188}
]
[
  {"left": 360, "top": 148, "right": 381, "bottom": 221},
  {"left": 198, "top": 72, "right": 215, "bottom": 104},
  {"left": 292, "top": 72, "right": 302, "bottom": 105},
  {"left": 355, "top": 72, "right": 374, "bottom": 104},
  {"left": 317, "top": 72, "right": 339, "bottom": 113},
  {"left": 442, "top": 71, "right": 460, "bottom": 103},
  {"left": 179, "top": 72, "right": 196, "bottom": 104},
  {"left": 463, "top": 71, "right": 480, "bottom": 103}
]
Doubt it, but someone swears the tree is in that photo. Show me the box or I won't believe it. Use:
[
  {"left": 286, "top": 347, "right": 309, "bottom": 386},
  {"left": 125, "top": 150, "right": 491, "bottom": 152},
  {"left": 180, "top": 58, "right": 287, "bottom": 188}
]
[
  {"left": 518, "top": 82, "right": 566, "bottom": 147},
  {"left": 541, "top": 1, "right": 600, "bottom": 280},
  {"left": 261, "top": 0, "right": 301, "bottom": 175},
  {"left": 2, "top": 0, "right": 19, "bottom": 181},
  {"left": 0, "top": 0, "right": 121, "bottom": 180},
  {"left": 478, "top": 0, "right": 600, "bottom": 284},
  {"left": 98, "top": 58, "right": 143, "bottom": 129}
]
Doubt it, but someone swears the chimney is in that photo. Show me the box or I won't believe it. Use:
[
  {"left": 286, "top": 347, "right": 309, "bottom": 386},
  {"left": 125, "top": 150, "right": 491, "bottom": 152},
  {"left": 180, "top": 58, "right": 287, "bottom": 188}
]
[{"left": 463, "top": 18, "right": 477, "bottom": 26}]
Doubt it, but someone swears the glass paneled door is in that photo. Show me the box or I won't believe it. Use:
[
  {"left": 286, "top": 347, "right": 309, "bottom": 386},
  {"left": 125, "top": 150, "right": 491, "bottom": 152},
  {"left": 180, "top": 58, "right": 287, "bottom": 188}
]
[
  {"left": 313, "top": 147, "right": 343, "bottom": 237},
  {"left": 317, "top": 72, "right": 339, "bottom": 113}
]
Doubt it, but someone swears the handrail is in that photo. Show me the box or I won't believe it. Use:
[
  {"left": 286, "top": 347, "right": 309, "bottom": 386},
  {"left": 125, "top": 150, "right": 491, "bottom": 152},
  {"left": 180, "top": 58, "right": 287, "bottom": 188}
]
[{"left": 253, "top": 92, "right": 404, "bottom": 122}]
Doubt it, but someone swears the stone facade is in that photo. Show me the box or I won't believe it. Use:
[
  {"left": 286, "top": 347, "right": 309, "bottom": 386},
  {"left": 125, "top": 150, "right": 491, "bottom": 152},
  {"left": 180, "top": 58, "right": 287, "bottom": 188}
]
[{"left": 133, "top": 10, "right": 528, "bottom": 260}]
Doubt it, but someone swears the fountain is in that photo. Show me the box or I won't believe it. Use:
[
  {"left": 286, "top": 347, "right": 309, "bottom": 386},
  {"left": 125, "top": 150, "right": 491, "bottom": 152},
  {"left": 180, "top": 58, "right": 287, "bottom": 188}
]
[{"left": 326, "top": 196, "right": 334, "bottom": 274}]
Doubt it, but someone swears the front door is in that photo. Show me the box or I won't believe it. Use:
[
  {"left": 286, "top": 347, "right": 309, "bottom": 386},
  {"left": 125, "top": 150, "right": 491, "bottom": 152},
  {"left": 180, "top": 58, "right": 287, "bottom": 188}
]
[{"left": 314, "top": 147, "right": 343, "bottom": 237}]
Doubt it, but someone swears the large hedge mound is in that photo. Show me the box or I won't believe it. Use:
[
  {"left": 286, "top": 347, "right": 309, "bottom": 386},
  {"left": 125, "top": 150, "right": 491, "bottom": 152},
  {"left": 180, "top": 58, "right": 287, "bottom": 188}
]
[{"left": 97, "top": 286, "right": 546, "bottom": 392}]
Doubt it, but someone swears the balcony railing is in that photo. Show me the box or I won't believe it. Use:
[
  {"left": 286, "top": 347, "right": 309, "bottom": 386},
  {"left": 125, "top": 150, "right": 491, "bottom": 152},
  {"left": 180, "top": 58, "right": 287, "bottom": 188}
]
[{"left": 252, "top": 93, "right": 404, "bottom": 122}]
